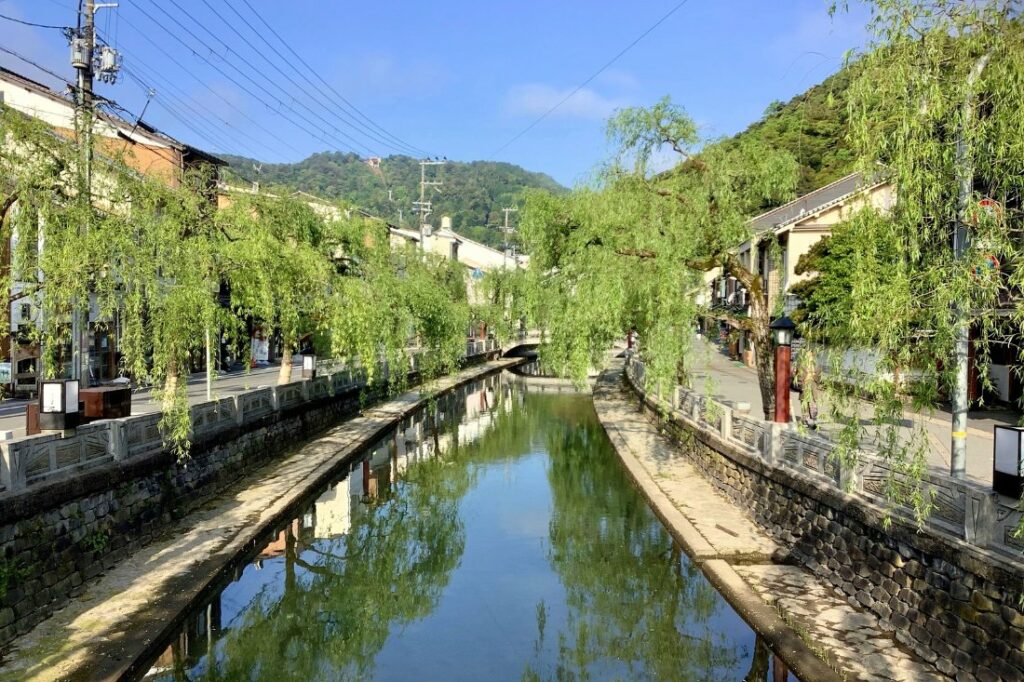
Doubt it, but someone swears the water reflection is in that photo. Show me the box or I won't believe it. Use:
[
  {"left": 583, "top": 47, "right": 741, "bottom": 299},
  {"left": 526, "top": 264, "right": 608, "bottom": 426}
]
[{"left": 144, "top": 374, "right": 794, "bottom": 681}]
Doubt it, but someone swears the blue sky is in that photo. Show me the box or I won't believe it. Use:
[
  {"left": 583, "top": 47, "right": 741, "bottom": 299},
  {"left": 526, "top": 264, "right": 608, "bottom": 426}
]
[{"left": 0, "top": 0, "right": 872, "bottom": 186}]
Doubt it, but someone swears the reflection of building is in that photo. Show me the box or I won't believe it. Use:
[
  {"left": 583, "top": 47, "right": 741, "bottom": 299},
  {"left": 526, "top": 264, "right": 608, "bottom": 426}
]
[
  {"left": 314, "top": 478, "right": 353, "bottom": 539},
  {"left": 149, "top": 598, "right": 222, "bottom": 676},
  {"left": 257, "top": 519, "right": 303, "bottom": 560}
]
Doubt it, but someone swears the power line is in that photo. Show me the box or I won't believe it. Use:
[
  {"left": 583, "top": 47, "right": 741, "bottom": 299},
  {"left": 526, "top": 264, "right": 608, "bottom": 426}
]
[
  {"left": 117, "top": 55, "right": 293, "bottom": 161},
  {"left": 0, "top": 44, "right": 76, "bottom": 90},
  {"left": 120, "top": 65, "right": 269, "bottom": 161},
  {"left": 203, "top": 0, "right": 425, "bottom": 157},
  {"left": 234, "top": 0, "right": 431, "bottom": 158},
  {"left": 0, "top": 12, "right": 69, "bottom": 29},
  {"left": 490, "top": 0, "right": 692, "bottom": 158},
  {"left": 131, "top": 0, "right": 379, "bottom": 158},
  {"left": 154, "top": 0, "right": 378, "bottom": 156},
  {"left": 108, "top": 15, "right": 311, "bottom": 161}
]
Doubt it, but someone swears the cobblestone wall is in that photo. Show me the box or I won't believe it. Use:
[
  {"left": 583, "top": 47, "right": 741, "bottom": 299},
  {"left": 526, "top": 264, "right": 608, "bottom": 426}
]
[
  {"left": 638, "top": 392, "right": 1024, "bottom": 682},
  {"left": 0, "top": 376, "right": 400, "bottom": 647}
]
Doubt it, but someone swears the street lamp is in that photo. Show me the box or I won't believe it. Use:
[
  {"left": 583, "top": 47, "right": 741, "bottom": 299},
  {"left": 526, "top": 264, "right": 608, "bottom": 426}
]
[
  {"left": 39, "top": 379, "right": 81, "bottom": 431},
  {"left": 993, "top": 425, "right": 1024, "bottom": 499},
  {"left": 769, "top": 316, "right": 797, "bottom": 423},
  {"left": 302, "top": 354, "right": 317, "bottom": 380}
]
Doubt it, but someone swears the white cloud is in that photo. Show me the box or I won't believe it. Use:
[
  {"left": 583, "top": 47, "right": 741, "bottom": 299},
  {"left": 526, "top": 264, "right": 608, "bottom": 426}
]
[
  {"left": 596, "top": 68, "right": 640, "bottom": 91},
  {"left": 503, "top": 83, "right": 628, "bottom": 121},
  {"left": 332, "top": 52, "right": 450, "bottom": 101}
]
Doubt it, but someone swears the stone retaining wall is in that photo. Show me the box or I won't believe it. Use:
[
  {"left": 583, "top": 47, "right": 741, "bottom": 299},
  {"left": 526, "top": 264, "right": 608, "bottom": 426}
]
[
  {"left": 625, "top": 368, "right": 1024, "bottom": 682},
  {"left": 0, "top": 353, "right": 498, "bottom": 648}
]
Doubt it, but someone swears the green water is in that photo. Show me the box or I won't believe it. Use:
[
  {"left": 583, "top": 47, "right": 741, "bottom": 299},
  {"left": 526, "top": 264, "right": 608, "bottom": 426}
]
[{"left": 144, "top": 373, "right": 773, "bottom": 681}]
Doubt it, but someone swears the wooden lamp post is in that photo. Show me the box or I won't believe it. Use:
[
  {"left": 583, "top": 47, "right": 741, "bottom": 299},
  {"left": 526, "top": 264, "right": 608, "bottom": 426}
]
[{"left": 770, "top": 316, "right": 796, "bottom": 424}]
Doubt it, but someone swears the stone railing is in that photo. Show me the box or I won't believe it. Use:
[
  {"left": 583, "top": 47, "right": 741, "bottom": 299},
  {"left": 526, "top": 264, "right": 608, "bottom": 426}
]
[
  {"left": 625, "top": 355, "right": 1022, "bottom": 562},
  {"left": 0, "top": 346, "right": 501, "bottom": 496}
]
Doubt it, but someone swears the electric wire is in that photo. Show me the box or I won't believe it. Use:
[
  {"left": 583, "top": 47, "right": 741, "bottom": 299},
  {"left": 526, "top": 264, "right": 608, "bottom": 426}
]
[
  {"left": 109, "top": 14, "right": 312, "bottom": 162},
  {"left": 117, "top": 57, "right": 293, "bottom": 161},
  {"left": 134, "top": 0, "right": 381, "bottom": 157},
  {"left": 95, "top": 29, "right": 299, "bottom": 160},
  {"left": 0, "top": 44, "right": 76, "bottom": 91},
  {"left": 0, "top": 12, "right": 69, "bottom": 30},
  {"left": 155, "top": 0, "right": 379, "bottom": 156},
  {"left": 234, "top": 0, "right": 431, "bottom": 158},
  {"left": 120, "top": 65, "right": 269, "bottom": 161},
  {"left": 199, "top": 0, "right": 424, "bottom": 157},
  {"left": 490, "top": 0, "right": 692, "bottom": 157}
]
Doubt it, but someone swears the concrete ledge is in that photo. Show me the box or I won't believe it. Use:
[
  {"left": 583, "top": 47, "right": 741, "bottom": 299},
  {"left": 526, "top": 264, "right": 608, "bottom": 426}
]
[{"left": 592, "top": 365, "right": 842, "bottom": 682}]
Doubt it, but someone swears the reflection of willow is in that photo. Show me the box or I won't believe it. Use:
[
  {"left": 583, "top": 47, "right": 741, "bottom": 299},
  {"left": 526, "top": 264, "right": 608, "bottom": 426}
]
[
  {"left": 184, "top": 445, "right": 471, "bottom": 680},
  {"left": 537, "top": 412, "right": 746, "bottom": 681}
]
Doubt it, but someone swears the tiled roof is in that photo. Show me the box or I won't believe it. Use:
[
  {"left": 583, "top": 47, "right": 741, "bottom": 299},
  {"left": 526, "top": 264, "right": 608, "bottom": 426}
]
[{"left": 749, "top": 171, "right": 869, "bottom": 234}]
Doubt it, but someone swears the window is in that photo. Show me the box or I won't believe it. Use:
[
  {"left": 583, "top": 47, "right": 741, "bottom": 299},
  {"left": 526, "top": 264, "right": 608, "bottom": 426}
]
[{"left": 19, "top": 304, "right": 31, "bottom": 321}]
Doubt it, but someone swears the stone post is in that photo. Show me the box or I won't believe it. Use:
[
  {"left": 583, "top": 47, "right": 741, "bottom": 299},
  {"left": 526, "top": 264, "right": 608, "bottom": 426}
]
[
  {"left": 108, "top": 419, "right": 127, "bottom": 461},
  {"left": 720, "top": 406, "right": 733, "bottom": 441},
  {"left": 766, "top": 423, "right": 785, "bottom": 465},
  {"left": 964, "top": 487, "right": 997, "bottom": 548},
  {"left": 0, "top": 441, "right": 21, "bottom": 491},
  {"left": 232, "top": 394, "right": 244, "bottom": 426}
]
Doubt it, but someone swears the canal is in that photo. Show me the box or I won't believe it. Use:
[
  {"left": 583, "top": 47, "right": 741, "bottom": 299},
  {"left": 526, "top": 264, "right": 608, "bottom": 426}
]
[{"left": 143, "top": 371, "right": 784, "bottom": 681}]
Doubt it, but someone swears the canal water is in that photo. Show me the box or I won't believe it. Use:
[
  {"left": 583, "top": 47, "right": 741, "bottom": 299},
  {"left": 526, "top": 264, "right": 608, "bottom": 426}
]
[{"left": 143, "top": 372, "right": 786, "bottom": 681}]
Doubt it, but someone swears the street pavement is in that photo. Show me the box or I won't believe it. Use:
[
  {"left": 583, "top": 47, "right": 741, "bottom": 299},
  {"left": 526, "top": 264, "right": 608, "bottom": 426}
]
[{"left": 688, "top": 335, "right": 1007, "bottom": 487}]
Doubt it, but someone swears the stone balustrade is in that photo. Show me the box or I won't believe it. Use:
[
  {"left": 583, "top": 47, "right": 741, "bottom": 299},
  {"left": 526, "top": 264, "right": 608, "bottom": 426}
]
[
  {"left": 624, "top": 354, "right": 1020, "bottom": 561},
  {"left": 0, "top": 346, "right": 500, "bottom": 496}
]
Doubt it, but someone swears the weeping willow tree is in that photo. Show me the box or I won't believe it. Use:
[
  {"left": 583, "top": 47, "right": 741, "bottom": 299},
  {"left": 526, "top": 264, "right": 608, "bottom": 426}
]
[
  {"left": 806, "top": 0, "right": 1024, "bottom": 512},
  {"left": 1, "top": 103, "right": 475, "bottom": 459},
  {"left": 476, "top": 266, "right": 535, "bottom": 343},
  {"left": 521, "top": 97, "right": 797, "bottom": 414},
  {"left": 218, "top": 193, "right": 336, "bottom": 384},
  {"left": 0, "top": 103, "right": 228, "bottom": 456}
]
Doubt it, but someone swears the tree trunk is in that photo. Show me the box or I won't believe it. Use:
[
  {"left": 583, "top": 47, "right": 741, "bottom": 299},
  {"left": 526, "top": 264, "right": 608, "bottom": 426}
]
[
  {"left": 163, "top": 355, "right": 179, "bottom": 413},
  {"left": 720, "top": 253, "right": 776, "bottom": 420},
  {"left": 278, "top": 343, "right": 293, "bottom": 384},
  {"left": 750, "top": 297, "right": 775, "bottom": 420}
]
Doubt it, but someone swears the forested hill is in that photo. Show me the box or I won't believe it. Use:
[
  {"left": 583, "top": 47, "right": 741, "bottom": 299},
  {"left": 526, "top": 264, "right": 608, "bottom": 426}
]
[
  {"left": 723, "top": 66, "right": 856, "bottom": 196},
  {"left": 221, "top": 152, "right": 565, "bottom": 248}
]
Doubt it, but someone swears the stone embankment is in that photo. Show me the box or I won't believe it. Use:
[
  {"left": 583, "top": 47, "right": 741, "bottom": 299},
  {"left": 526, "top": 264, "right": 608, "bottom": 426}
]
[
  {"left": 0, "top": 347, "right": 507, "bottom": 668},
  {"left": 605, "top": 355, "right": 1024, "bottom": 681},
  {"left": 594, "top": 359, "right": 973, "bottom": 682},
  {"left": 0, "top": 356, "right": 520, "bottom": 681}
]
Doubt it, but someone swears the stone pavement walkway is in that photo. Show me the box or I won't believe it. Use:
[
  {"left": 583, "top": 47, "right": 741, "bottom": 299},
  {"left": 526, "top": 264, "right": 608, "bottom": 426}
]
[
  {"left": 593, "top": 361, "right": 946, "bottom": 682},
  {"left": 687, "top": 335, "right": 1002, "bottom": 488},
  {"left": 0, "top": 358, "right": 519, "bottom": 682}
]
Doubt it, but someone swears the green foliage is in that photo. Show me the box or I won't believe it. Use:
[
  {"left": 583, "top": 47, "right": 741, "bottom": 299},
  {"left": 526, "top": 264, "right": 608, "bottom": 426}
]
[
  {"left": 0, "top": 105, "right": 475, "bottom": 460},
  {"left": 220, "top": 153, "right": 566, "bottom": 250},
  {"left": 520, "top": 98, "right": 798, "bottom": 391},
  {"left": 724, "top": 66, "right": 858, "bottom": 196},
  {"left": 807, "top": 0, "right": 1024, "bottom": 521}
]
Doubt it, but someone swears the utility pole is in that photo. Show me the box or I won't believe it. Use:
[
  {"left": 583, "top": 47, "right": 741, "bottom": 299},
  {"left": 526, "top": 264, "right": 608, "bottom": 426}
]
[
  {"left": 69, "top": 0, "right": 118, "bottom": 383},
  {"left": 413, "top": 159, "right": 444, "bottom": 252},
  {"left": 501, "top": 206, "right": 518, "bottom": 269},
  {"left": 950, "top": 53, "right": 990, "bottom": 479}
]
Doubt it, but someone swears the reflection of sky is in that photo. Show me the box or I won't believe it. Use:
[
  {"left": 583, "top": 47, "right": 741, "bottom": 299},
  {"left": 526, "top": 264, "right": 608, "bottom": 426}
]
[{"left": 371, "top": 454, "right": 569, "bottom": 681}]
